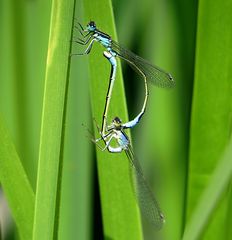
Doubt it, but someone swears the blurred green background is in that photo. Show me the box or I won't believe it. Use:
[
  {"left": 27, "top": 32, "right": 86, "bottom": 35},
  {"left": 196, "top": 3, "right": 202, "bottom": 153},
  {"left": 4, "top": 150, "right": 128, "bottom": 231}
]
[{"left": 1, "top": 0, "right": 232, "bottom": 239}]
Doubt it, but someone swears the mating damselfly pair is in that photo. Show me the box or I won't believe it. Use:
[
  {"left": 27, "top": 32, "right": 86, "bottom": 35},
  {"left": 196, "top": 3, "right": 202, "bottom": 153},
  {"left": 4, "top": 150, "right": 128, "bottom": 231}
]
[{"left": 72, "top": 20, "right": 175, "bottom": 229}]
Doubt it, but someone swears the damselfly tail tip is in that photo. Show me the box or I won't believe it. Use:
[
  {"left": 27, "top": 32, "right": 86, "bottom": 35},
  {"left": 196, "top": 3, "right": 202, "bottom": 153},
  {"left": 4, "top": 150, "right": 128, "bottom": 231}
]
[
  {"left": 153, "top": 213, "right": 165, "bottom": 230},
  {"left": 168, "top": 73, "right": 176, "bottom": 87},
  {"left": 160, "top": 213, "right": 165, "bottom": 223}
]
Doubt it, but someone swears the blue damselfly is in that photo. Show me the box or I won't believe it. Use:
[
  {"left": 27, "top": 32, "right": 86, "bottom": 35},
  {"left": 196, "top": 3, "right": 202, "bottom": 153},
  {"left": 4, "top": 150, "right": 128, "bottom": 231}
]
[
  {"left": 73, "top": 21, "right": 175, "bottom": 135},
  {"left": 94, "top": 116, "right": 165, "bottom": 229}
]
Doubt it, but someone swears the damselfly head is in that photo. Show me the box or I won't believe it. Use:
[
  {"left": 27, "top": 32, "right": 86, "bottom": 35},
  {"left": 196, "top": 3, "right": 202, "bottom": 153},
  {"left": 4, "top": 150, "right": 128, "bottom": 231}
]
[
  {"left": 86, "top": 21, "right": 96, "bottom": 32},
  {"left": 112, "top": 117, "right": 122, "bottom": 129}
]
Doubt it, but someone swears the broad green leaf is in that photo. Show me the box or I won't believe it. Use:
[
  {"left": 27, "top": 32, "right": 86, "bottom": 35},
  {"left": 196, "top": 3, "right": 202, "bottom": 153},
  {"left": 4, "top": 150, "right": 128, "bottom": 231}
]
[
  {"left": 186, "top": 0, "right": 232, "bottom": 239},
  {"left": 58, "top": 1, "right": 93, "bottom": 239},
  {"left": 183, "top": 137, "right": 232, "bottom": 240},
  {"left": 0, "top": 116, "right": 34, "bottom": 240},
  {"left": 82, "top": 0, "right": 143, "bottom": 239},
  {"left": 32, "top": 0, "right": 76, "bottom": 239}
]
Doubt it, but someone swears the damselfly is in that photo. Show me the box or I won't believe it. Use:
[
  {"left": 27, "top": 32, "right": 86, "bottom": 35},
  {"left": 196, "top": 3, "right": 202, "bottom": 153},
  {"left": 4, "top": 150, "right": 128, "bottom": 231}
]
[
  {"left": 73, "top": 21, "right": 175, "bottom": 135},
  {"left": 93, "top": 116, "right": 165, "bottom": 229}
]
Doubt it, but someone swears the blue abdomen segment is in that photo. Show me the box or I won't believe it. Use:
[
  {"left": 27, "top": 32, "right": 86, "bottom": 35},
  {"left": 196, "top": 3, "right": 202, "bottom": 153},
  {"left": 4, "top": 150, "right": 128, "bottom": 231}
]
[{"left": 122, "top": 113, "right": 142, "bottom": 129}]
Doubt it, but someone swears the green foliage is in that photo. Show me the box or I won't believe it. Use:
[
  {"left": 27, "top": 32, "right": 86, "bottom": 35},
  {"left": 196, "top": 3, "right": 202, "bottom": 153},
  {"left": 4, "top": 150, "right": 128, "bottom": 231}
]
[
  {"left": 0, "top": 0, "right": 232, "bottom": 239},
  {"left": 0, "top": 117, "right": 34, "bottom": 240},
  {"left": 32, "top": 0, "right": 76, "bottom": 239},
  {"left": 183, "top": 137, "right": 232, "bottom": 240},
  {"left": 82, "top": 0, "right": 143, "bottom": 239},
  {"left": 137, "top": 0, "right": 197, "bottom": 239},
  {"left": 185, "top": 0, "right": 232, "bottom": 239}
]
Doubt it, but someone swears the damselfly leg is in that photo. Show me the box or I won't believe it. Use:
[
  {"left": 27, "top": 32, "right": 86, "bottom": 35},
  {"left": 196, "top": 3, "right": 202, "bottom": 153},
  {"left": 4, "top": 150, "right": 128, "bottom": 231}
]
[{"left": 72, "top": 34, "right": 93, "bottom": 45}]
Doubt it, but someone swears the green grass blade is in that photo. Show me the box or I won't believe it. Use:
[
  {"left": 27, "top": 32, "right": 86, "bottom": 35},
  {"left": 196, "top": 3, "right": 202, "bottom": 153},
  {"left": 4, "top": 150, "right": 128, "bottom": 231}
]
[
  {"left": 23, "top": 0, "right": 53, "bottom": 189},
  {"left": 225, "top": 187, "right": 232, "bottom": 239},
  {"left": 82, "top": 0, "right": 143, "bottom": 239},
  {"left": 0, "top": 116, "right": 34, "bottom": 240},
  {"left": 186, "top": 0, "right": 232, "bottom": 238},
  {"left": 32, "top": 0, "right": 76, "bottom": 239},
  {"left": 183, "top": 137, "right": 232, "bottom": 240},
  {"left": 59, "top": 3, "right": 93, "bottom": 239},
  {"left": 58, "top": 61, "right": 92, "bottom": 240},
  {"left": 0, "top": 0, "right": 52, "bottom": 193}
]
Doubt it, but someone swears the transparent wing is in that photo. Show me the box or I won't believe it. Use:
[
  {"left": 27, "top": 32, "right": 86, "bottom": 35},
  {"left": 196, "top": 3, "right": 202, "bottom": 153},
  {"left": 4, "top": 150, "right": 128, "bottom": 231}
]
[
  {"left": 111, "top": 40, "right": 175, "bottom": 88},
  {"left": 125, "top": 143, "right": 164, "bottom": 229}
]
